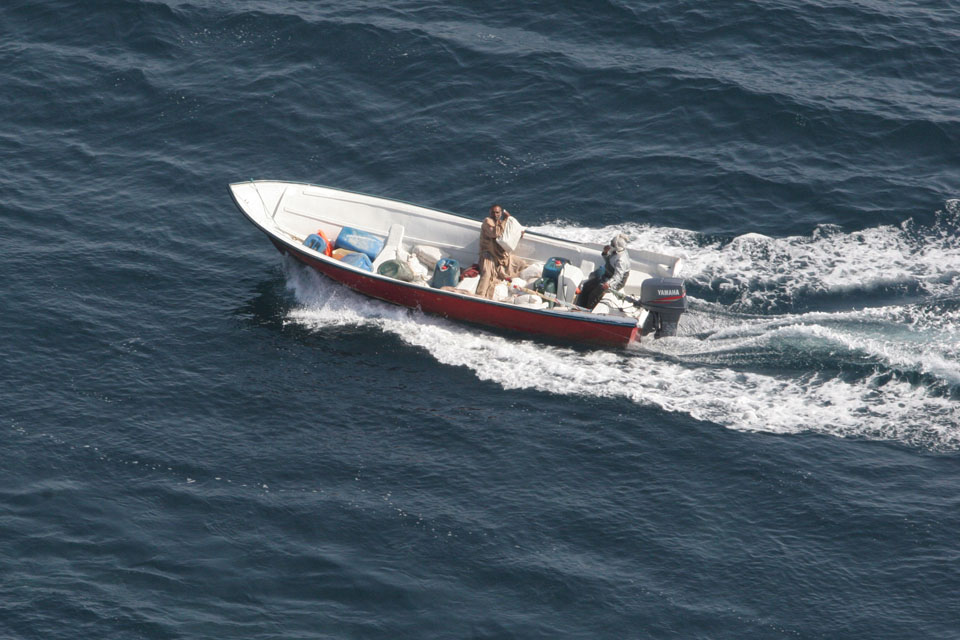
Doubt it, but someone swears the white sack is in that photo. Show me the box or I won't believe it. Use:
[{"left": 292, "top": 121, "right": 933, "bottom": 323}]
[
  {"left": 520, "top": 263, "right": 543, "bottom": 280},
  {"left": 456, "top": 275, "right": 480, "bottom": 295},
  {"left": 514, "top": 294, "right": 542, "bottom": 306},
  {"left": 497, "top": 216, "right": 524, "bottom": 252},
  {"left": 414, "top": 245, "right": 443, "bottom": 268},
  {"left": 406, "top": 254, "right": 429, "bottom": 280}
]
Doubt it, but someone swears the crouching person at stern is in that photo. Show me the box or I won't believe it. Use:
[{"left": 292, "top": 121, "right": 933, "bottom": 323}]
[{"left": 576, "top": 233, "right": 631, "bottom": 309}]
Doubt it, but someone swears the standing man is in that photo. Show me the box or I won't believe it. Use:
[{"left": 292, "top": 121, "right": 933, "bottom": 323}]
[
  {"left": 477, "top": 204, "right": 521, "bottom": 298},
  {"left": 576, "top": 233, "right": 632, "bottom": 309}
]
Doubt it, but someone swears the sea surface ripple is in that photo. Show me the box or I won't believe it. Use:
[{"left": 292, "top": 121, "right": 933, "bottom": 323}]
[{"left": 1, "top": 1, "right": 959, "bottom": 638}]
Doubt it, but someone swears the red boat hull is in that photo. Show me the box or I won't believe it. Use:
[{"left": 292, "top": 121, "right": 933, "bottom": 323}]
[{"left": 275, "top": 239, "right": 640, "bottom": 347}]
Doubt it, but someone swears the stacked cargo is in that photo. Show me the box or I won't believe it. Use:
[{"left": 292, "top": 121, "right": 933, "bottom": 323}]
[
  {"left": 302, "top": 227, "right": 385, "bottom": 272},
  {"left": 303, "top": 228, "right": 591, "bottom": 311}
]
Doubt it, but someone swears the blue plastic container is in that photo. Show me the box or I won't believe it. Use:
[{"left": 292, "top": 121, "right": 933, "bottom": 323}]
[
  {"left": 335, "top": 227, "right": 384, "bottom": 260},
  {"left": 542, "top": 257, "right": 570, "bottom": 284},
  {"left": 430, "top": 258, "right": 460, "bottom": 289},
  {"left": 303, "top": 233, "right": 328, "bottom": 253},
  {"left": 340, "top": 251, "right": 373, "bottom": 272}
]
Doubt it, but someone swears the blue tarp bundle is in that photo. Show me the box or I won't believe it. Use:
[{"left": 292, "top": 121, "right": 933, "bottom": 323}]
[
  {"left": 335, "top": 227, "right": 384, "bottom": 260},
  {"left": 340, "top": 251, "right": 373, "bottom": 271}
]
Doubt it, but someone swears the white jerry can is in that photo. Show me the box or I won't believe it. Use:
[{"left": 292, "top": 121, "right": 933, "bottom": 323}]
[
  {"left": 557, "top": 263, "right": 584, "bottom": 304},
  {"left": 497, "top": 216, "right": 524, "bottom": 252}
]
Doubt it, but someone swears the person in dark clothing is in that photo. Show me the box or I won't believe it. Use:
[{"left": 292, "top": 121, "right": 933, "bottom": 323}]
[{"left": 576, "top": 233, "right": 631, "bottom": 309}]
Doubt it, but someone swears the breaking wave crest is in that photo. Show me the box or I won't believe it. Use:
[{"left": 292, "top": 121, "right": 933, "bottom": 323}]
[{"left": 283, "top": 205, "right": 960, "bottom": 450}]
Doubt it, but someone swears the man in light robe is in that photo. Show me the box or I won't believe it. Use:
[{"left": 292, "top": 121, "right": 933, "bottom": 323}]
[{"left": 477, "top": 204, "right": 522, "bottom": 299}]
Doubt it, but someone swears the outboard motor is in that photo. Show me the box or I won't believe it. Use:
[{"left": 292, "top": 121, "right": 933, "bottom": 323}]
[{"left": 639, "top": 277, "right": 687, "bottom": 338}]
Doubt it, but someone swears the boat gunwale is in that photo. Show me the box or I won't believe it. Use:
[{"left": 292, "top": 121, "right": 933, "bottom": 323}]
[{"left": 230, "top": 179, "right": 606, "bottom": 250}]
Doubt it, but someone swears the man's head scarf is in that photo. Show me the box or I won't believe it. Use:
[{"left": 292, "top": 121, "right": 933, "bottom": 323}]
[{"left": 611, "top": 233, "right": 629, "bottom": 253}]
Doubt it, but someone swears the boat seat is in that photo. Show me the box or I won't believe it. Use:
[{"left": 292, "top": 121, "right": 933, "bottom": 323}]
[
  {"left": 372, "top": 224, "right": 406, "bottom": 272},
  {"left": 622, "top": 270, "right": 653, "bottom": 296},
  {"left": 579, "top": 260, "right": 596, "bottom": 277}
]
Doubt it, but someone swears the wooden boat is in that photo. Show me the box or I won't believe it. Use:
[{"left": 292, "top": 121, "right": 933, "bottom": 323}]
[{"left": 229, "top": 181, "right": 687, "bottom": 347}]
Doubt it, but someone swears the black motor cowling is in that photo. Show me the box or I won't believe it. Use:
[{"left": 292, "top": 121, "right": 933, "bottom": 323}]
[{"left": 639, "top": 277, "right": 687, "bottom": 338}]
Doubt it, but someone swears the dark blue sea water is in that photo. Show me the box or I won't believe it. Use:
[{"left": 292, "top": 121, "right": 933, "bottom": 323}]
[{"left": 2, "top": 1, "right": 959, "bottom": 638}]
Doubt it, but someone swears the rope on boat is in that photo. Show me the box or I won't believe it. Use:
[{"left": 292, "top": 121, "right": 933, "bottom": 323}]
[{"left": 250, "top": 179, "right": 271, "bottom": 219}]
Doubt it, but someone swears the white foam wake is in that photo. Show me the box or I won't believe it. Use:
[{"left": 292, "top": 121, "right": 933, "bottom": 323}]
[
  {"left": 660, "top": 302, "right": 960, "bottom": 386},
  {"left": 533, "top": 201, "right": 960, "bottom": 311},
  {"left": 282, "top": 253, "right": 960, "bottom": 450}
]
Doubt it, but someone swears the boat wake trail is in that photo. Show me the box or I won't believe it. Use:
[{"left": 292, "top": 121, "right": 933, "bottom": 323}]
[
  {"left": 283, "top": 203, "right": 960, "bottom": 450},
  {"left": 536, "top": 199, "right": 960, "bottom": 313}
]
